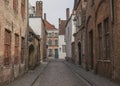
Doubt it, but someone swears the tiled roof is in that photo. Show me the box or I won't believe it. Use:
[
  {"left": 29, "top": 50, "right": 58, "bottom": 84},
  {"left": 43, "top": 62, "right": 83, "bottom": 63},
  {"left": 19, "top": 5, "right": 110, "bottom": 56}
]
[
  {"left": 45, "top": 20, "right": 56, "bottom": 30},
  {"left": 59, "top": 20, "right": 67, "bottom": 35}
]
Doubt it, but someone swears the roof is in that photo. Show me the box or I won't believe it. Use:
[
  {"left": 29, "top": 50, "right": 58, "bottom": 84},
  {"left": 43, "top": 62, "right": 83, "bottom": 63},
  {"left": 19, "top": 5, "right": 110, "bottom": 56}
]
[
  {"left": 44, "top": 20, "right": 56, "bottom": 30},
  {"left": 59, "top": 20, "right": 67, "bottom": 35},
  {"left": 73, "top": 0, "right": 80, "bottom": 10},
  {"left": 28, "top": 26, "right": 40, "bottom": 40}
]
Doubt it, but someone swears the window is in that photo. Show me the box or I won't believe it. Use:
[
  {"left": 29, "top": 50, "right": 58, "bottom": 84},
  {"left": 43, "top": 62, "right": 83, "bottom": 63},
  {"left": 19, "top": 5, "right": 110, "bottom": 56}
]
[
  {"left": 29, "top": 14, "right": 33, "bottom": 17},
  {"left": 55, "top": 33, "right": 58, "bottom": 37},
  {"left": 104, "top": 18, "right": 110, "bottom": 59},
  {"left": 48, "top": 49, "right": 52, "bottom": 56},
  {"left": 62, "top": 45, "right": 66, "bottom": 53},
  {"left": 21, "top": 0, "right": 25, "bottom": 19},
  {"left": 48, "top": 39, "right": 52, "bottom": 45},
  {"left": 13, "top": 0, "right": 18, "bottom": 13},
  {"left": 14, "top": 34, "right": 19, "bottom": 64},
  {"left": 21, "top": 37, "right": 25, "bottom": 63},
  {"left": 98, "top": 23, "right": 102, "bottom": 59},
  {"left": 55, "top": 40, "right": 58, "bottom": 46},
  {"left": 4, "top": 30, "right": 11, "bottom": 65},
  {"left": 48, "top": 33, "right": 51, "bottom": 37}
]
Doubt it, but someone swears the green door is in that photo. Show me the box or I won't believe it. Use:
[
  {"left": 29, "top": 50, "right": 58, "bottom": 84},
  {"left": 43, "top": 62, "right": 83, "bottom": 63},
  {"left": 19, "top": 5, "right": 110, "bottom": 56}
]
[{"left": 54, "top": 49, "right": 58, "bottom": 59}]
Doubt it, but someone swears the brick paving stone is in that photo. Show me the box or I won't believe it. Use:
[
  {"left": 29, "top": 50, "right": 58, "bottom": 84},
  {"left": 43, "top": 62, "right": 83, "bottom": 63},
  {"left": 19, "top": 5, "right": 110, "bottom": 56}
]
[{"left": 33, "top": 60, "right": 90, "bottom": 86}]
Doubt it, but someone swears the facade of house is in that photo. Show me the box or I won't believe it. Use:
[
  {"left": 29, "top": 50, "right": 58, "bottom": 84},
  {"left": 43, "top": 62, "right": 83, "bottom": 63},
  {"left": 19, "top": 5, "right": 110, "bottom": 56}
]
[
  {"left": 28, "top": 27, "right": 40, "bottom": 69},
  {"left": 86, "top": 0, "right": 120, "bottom": 81},
  {"left": 73, "top": 0, "right": 120, "bottom": 83},
  {"left": 29, "top": 1, "right": 47, "bottom": 63},
  {"left": 47, "top": 29, "right": 59, "bottom": 59},
  {"left": 65, "top": 8, "right": 76, "bottom": 61},
  {"left": 0, "top": 0, "right": 28, "bottom": 85},
  {"left": 73, "top": 0, "right": 87, "bottom": 67},
  {"left": 45, "top": 15, "right": 59, "bottom": 59},
  {"left": 58, "top": 19, "right": 66, "bottom": 59}
]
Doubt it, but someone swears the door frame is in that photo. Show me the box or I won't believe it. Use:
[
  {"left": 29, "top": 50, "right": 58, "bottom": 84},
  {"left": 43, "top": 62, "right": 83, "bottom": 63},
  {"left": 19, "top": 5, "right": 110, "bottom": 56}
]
[{"left": 78, "top": 42, "right": 82, "bottom": 65}]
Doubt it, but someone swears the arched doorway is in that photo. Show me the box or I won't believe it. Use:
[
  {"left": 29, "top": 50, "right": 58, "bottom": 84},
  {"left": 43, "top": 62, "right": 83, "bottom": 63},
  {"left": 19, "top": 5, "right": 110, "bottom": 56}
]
[
  {"left": 78, "top": 42, "right": 82, "bottom": 65},
  {"left": 28, "top": 44, "right": 34, "bottom": 69}
]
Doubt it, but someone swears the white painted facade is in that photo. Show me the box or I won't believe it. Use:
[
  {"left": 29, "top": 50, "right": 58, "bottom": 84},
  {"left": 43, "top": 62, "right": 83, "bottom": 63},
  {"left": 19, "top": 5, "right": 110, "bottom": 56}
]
[
  {"left": 65, "top": 14, "right": 76, "bottom": 59},
  {"left": 29, "top": 18, "right": 42, "bottom": 36},
  {"left": 29, "top": 4, "right": 36, "bottom": 17},
  {"left": 59, "top": 35, "right": 66, "bottom": 59},
  {"left": 29, "top": 4, "right": 42, "bottom": 36}
]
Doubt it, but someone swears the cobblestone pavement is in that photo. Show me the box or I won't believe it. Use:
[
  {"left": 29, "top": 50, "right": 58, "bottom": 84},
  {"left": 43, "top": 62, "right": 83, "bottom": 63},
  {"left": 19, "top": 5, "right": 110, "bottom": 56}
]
[
  {"left": 33, "top": 60, "right": 90, "bottom": 86},
  {"left": 7, "top": 60, "right": 119, "bottom": 86},
  {"left": 7, "top": 62, "right": 48, "bottom": 86}
]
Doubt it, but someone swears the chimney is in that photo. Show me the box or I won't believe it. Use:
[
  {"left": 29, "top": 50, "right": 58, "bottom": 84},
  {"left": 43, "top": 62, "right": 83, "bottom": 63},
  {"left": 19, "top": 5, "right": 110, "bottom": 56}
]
[
  {"left": 44, "top": 13, "right": 46, "bottom": 20},
  {"left": 59, "top": 18, "right": 61, "bottom": 25},
  {"left": 36, "top": 1, "right": 43, "bottom": 17},
  {"left": 66, "top": 8, "right": 70, "bottom": 20}
]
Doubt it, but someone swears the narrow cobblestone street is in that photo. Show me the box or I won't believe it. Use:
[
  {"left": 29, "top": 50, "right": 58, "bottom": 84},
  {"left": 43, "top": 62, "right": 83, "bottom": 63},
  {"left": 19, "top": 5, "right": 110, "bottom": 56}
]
[
  {"left": 1, "top": 0, "right": 120, "bottom": 86},
  {"left": 33, "top": 60, "right": 90, "bottom": 86},
  {"left": 6, "top": 60, "right": 119, "bottom": 86}
]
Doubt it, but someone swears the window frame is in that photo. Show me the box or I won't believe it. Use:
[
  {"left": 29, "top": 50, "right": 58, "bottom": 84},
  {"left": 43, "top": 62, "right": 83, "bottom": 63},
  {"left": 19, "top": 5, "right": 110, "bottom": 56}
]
[
  {"left": 104, "top": 18, "right": 110, "bottom": 59},
  {"left": 98, "top": 23, "right": 102, "bottom": 59},
  {"left": 4, "top": 29, "right": 11, "bottom": 66}
]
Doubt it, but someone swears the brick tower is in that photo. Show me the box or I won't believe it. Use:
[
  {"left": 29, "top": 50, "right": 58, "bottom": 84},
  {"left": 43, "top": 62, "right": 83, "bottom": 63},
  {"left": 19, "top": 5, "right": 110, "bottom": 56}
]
[{"left": 36, "top": 1, "right": 43, "bottom": 17}]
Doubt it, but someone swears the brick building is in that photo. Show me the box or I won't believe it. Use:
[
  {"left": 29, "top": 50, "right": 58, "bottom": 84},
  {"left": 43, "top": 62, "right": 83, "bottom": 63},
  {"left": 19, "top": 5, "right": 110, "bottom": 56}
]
[
  {"left": 73, "top": 0, "right": 87, "bottom": 67},
  {"left": 85, "top": 0, "right": 120, "bottom": 82},
  {"left": 0, "top": 0, "right": 28, "bottom": 85},
  {"left": 29, "top": 1, "right": 47, "bottom": 62},
  {"left": 72, "top": 0, "right": 120, "bottom": 82}
]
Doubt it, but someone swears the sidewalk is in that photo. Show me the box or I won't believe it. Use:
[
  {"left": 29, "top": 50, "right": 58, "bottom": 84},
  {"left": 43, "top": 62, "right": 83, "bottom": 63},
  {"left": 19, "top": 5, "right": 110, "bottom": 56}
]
[
  {"left": 6, "top": 62, "right": 48, "bottom": 86},
  {"left": 64, "top": 61, "right": 119, "bottom": 86}
]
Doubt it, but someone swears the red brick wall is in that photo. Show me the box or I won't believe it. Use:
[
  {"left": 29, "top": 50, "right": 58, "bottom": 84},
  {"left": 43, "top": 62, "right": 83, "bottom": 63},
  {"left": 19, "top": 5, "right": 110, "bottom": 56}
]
[
  {"left": 85, "top": 0, "right": 120, "bottom": 82},
  {"left": 112, "top": 0, "right": 120, "bottom": 82}
]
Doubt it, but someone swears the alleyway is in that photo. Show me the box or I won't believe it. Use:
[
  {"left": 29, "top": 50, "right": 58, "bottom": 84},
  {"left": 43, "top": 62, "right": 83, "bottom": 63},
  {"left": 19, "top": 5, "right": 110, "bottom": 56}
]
[
  {"left": 7, "top": 60, "right": 119, "bottom": 86},
  {"left": 33, "top": 60, "right": 89, "bottom": 86}
]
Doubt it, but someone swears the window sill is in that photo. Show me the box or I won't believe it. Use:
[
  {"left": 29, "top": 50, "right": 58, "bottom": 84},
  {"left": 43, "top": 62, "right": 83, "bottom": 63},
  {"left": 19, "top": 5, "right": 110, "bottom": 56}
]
[{"left": 97, "top": 59, "right": 111, "bottom": 63}]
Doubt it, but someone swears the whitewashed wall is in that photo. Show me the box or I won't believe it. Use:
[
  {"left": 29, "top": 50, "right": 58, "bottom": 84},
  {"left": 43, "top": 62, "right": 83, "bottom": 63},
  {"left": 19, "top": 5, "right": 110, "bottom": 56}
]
[
  {"left": 29, "top": 18, "right": 42, "bottom": 36},
  {"left": 65, "top": 14, "right": 76, "bottom": 59},
  {"left": 59, "top": 35, "right": 66, "bottom": 59}
]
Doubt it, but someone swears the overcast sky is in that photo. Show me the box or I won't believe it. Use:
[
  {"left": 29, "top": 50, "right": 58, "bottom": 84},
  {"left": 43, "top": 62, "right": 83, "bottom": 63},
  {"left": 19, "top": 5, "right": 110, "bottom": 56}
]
[{"left": 29, "top": 0, "right": 74, "bottom": 28}]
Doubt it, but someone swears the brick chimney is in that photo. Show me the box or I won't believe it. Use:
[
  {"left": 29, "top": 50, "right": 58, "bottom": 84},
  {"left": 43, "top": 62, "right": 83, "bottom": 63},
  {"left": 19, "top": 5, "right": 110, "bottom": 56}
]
[
  {"left": 66, "top": 8, "right": 70, "bottom": 20},
  {"left": 36, "top": 1, "right": 43, "bottom": 17},
  {"left": 44, "top": 13, "right": 46, "bottom": 21},
  {"left": 59, "top": 18, "right": 61, "bottom": 28},
  {"left": 59, "top": 18, "right": 61, "bottom": 25}
]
